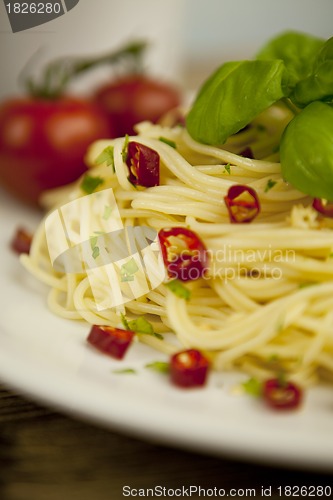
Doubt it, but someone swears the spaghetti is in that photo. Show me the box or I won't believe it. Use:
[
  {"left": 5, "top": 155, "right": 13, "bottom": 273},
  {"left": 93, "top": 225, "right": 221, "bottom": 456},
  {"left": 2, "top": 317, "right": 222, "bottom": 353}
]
[{"left": 21, "top": 102, "right": 333, "bottom": 387}]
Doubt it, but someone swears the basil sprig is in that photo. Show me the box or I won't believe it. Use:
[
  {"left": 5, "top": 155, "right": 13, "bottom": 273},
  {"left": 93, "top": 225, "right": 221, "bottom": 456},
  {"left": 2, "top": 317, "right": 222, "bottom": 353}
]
[
  {"left": 186, "top": 31, "right": 333, "bottom": 200},
  {"left": 186, "top": 59, "right": 289, "bottom": 145}
]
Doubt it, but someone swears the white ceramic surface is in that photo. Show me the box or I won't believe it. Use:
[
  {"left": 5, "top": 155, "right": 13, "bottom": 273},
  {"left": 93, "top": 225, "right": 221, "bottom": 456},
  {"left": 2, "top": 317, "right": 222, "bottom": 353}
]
[{"left": 1, "top": 189, "right": 333, "bottom": 472}]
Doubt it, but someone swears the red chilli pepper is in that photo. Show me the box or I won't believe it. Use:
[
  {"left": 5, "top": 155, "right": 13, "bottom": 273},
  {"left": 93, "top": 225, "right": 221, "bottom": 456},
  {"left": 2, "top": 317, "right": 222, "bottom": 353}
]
[
  {"left": 170, "top": 349, "right": 210, "bottom": 388},
  {"left": 224, "top": 185, "right": 260, "bottom": 223},
  {"left": 239, "top": 146, "right": 254, "bottom": 159},
  {"left": 11, "top": 227, "right": 33, "bottom": 254},
  {"left": 126, "top": 141, "right": 159, "bottom": 187},
  {"left": 312, "top": 198, "right": 333, "bottom": 217},
  {"left": 158, "top": 227, "right": 209, "bottom": 282},
  {"left": 263, "top": 378, "right": 302, "bottom": 410},
  {"left": 87, "top": 325, "right": 135, "bottom": 360}
]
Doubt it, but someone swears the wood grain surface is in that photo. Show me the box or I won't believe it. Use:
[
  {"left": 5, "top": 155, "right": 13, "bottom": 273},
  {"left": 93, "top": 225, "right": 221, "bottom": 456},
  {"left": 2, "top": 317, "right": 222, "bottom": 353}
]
[{"left": 0, "top": 385, "right": 332, "bottom": 500}]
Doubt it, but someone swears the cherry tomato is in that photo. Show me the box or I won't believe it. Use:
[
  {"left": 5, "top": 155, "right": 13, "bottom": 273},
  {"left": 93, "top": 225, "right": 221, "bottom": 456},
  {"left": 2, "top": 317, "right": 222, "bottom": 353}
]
[
  {"left": 94, "top": 75, "right": 181, "bottom": 136},
  {"left": 0, "top": 97, "right": 112, "bottom": 206}
]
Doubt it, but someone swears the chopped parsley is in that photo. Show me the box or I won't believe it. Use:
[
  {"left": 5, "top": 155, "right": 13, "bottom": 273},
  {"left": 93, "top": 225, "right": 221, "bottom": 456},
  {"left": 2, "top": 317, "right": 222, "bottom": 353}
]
[
  {"left": 112, "top": 368, "right": 137, "bottom": 375},
  {"left": 95, "top": 146, "right": 115, "bottom": 171},
  {"left": 90, "top": 235, "right": 100, "bottom": 259},
  {"left": 120, "top": 314, "right": 163, "bottom": 340},
  {"left": 92, "top": 246, "right": 100, "bottom": 259},
  {"left": 159, "top": 137, "right": 176, "bottom": 149},
  {"left": 242, "top": 377, "right": 262, "bottom": 397},
  {"left": 224, "top": 163, "right": 231, "bottom": 175},
  {"left": 121, "top": 135, "right": 130, "bottom": 162},
  {"left": 120, "top": 313, "right": 130, "bottom": 330},
  {"left": 128, "top": 317, "right": 155, "bottom": 336},
  {"left": 120, "top": 258, "right": 139, "bottom": 282},
  {"left": 81, "top": 175, "right": 104, "bottom": 194},
  {"left": 145, "top": 361, "right": 169, "bottom": 373},
  {"left": 90, "top": 236, "right": 98, "bottom": 249},
  {"left": 264, "top": 179, "right": 277, "bottom": 192},
  {"left": 299, "top": 281, "right": 317, "bottom": 289},
  {"left": 103, "top": 205, "right": 113, "bottom": 220},
  {"left": 165, "top": 279, "right": 191, "bottom": 301}
]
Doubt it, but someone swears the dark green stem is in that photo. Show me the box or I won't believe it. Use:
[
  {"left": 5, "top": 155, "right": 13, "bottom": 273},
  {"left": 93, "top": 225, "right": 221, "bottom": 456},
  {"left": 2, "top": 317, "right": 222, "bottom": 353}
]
[
  {"left": 25, "top": 40, "right": 148, "bottom": 99},
  {"left": 282, "top": 97, "right": 301, "bottom": 116}
]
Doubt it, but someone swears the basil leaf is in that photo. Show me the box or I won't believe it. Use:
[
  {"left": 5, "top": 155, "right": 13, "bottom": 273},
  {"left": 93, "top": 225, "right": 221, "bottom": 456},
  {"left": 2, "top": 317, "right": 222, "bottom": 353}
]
[
  {"left": 257, "top": 30, "right": 324, "bottom": 88},
  {"left": 292, "top": 37, "right": 333, "bottom": 107},
  {"left": 280, "top": 101, "right": 333, "bottom": 199},
  {"left": 186, "top": 60, "right": 289, "bottom": 145}
]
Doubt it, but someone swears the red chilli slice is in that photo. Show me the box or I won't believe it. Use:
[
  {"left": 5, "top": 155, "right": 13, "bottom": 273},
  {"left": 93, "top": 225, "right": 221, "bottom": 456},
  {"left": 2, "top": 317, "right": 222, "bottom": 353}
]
[
  {"left": 170, "top": 349, "right": 210, "bottom": 388},
  {"left": 158, "top": 227, "right": 209, "bottom": 282},
  {"left": 239, "top": 146, "right": 254, "bottom": 159},
  {"left": 263, "top": 378, "right": 302, "bottom": 410},
  {"left": 87, "top": 325, "right": 135, "bottom": 360},
  {"left": 11, "top": 227, "right": 33, "bottom": 254},
  {"left": 224, "top": 185, "right": 260, "bottom": 223},
  {"left": 126, "top": 141, "right": 159, "bottom": 187},
  {"left": 312, "top": 198, "right": 333, "bottom": 217}
]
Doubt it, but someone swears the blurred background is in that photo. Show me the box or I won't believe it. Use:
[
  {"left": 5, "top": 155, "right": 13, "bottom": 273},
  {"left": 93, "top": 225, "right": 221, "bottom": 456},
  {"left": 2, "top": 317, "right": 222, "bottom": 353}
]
[{"left": 0, "top": 0, "right": 332, "bottom": 98}]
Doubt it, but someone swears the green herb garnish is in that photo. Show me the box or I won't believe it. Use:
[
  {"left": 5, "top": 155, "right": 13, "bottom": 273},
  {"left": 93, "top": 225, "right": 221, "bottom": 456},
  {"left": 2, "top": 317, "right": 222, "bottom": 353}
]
[
  {"left": 159, "top": 137, "right": 176, "bottom": 149},
  {"left": 81, "top": 175, "right": 104, "bottom": 194},
  {"left": 186, "top": 31, "right": 333, "bottom": 200},
  {"left": 264, "top": 179, "right": 277, "bottom": 192},
  {"left": 121, "top": 135, "right": 130, "bottom": 162},
  {"left": 112, "top": 368, "right": 136, "bottom": 375},
  {"left": 120, "top": 313, "right": 130, "bottom": 330},
  {"left": 242, "top": 377, "right": 262, "bottom": 397},
  {"left": 90, "top": 236, "right": 98, "bottom": 249},
  {"left": 103, "top": 205, "right": 113, "bottom": 220},
  {"left": 120, "top": 314, "right": 163, "bottom": 339},
  {"left": 123, "top": 316, "right": 163, "bottom": 340},
  {"left": 165, "top": 279, "right": 191, "bottom": 301},
  {"left": 95, "top": 146, "right": 115, "bottom": 171},
  {"left": 128, "top": 317, "right": 154, "bottom": 335},
  {"left": 90, "top": 235, "right": 100, "bottom": 259},
  {"left": 299, "top": 281, "right": 317, "bottom": 289},
  {"left": 120, "top": 258, "right": 139, "bottom": 282},
  {"left": 224, "top": 163, "right": 231, "bottom": 175},
  {"left": 92, "top": 246, "right": 100, "bottom": 259},
  {"left": 145, "top": 361, "right": 169, "bottom": 373}
]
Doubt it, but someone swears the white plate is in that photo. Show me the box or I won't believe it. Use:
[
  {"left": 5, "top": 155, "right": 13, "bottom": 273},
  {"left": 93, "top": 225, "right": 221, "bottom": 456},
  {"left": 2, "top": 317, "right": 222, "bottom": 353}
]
[{"left": 1, "top": 189, "right": 333, "bottom": 472}]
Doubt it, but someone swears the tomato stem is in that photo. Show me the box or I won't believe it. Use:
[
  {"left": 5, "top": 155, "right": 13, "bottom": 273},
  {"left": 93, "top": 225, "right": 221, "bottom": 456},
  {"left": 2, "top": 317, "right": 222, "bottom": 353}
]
[{"left": 24, "top": 40, "right": 147, "bottom": 99}]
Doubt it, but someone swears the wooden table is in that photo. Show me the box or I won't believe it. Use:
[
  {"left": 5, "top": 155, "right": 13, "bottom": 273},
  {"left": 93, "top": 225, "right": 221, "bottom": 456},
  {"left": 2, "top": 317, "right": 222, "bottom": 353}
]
[{"left": 0, "top": 384, "right": 331, "bottom": 500}]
